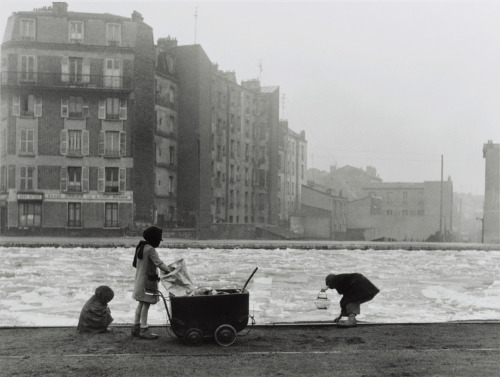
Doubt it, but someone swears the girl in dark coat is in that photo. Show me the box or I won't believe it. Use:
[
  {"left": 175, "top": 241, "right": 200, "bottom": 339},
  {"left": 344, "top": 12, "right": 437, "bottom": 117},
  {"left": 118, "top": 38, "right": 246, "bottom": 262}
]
[
  {"left": 322, "top": 273, "right": 379, "bottom": 327},
  {"left": 77, "top": 285, "right": 114, "bottom": 333},
  {"left": 131, "top": 226, "right": 173, "bottom": 339}
]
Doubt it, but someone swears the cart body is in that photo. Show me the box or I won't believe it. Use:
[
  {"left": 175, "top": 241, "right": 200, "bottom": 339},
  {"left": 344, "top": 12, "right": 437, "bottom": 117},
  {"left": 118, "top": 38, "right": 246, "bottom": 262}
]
[{"left": 166, "top": 289, "right": 250, "bottom": 346}]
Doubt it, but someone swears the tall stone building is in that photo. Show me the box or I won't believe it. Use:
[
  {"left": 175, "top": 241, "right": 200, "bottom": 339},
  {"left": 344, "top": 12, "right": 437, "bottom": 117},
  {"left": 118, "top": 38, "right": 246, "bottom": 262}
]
[
  {"left": 154, "top": 37, "right": 179, "bottom": 228},
  {"left": 0, "top": 2, "right": 160, "bottom": 235},
  {"left": 0, "top": 2, "right": 281, "bottom": 238},
  {"left": 278, "top": 120, "right": 307, "bottom": 222},
  {"left": 483, "top": 140, "right": 500, "bottom": 243},
  {"left": 168, "top": 43, "right": 280, "bottom": 237}
]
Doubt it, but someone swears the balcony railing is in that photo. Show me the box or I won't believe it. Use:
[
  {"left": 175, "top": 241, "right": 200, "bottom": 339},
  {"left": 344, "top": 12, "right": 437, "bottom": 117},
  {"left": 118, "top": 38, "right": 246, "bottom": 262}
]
[{"left": 1, "top": 71, "right": 132, "bottom": 90}]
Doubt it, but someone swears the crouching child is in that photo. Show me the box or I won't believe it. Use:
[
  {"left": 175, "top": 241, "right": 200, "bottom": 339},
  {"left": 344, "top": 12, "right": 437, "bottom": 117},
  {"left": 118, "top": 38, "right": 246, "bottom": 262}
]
[
  {"left": 322, "top": 273, "right": 379, "bottom": 327},
  {"left": 77, "top": 285, "right": 114, "bottom": 333}
]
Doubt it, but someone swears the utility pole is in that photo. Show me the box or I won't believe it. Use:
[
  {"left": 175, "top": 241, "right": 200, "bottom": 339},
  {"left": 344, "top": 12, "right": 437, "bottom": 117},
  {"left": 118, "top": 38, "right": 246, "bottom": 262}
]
[
  {"left": 258, "top": 60, "right": 263, "bottom": 83},
  {"left": 476, "top": 217, "right": 484, "bottom": 243},
  {"left": 439, "top": 155, "right": 443, "bottom": 242}
]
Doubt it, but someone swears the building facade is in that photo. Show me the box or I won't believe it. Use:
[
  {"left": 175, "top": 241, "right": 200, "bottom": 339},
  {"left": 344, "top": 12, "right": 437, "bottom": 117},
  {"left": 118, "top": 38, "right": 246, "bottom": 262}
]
[
  {"left": 483, "top": 140, "right": 500, "bottom": 243},
  {"left": 0, "top": 3, "right": 156, "bottom": 235},
  {"left": 295, "top": 183, "right": 347, "bottom": 239},
  {"left": 154, "top": 37, "right": 179, "bottom": 228},
  {"left": 168, "top": 43, "right": 280, "bottom": 237},
  {"left": 278, "top": 120, "right": 307, "bottom": 223},
  {"left": 348, "top": 180, "right": 454, "bottom": 241}
]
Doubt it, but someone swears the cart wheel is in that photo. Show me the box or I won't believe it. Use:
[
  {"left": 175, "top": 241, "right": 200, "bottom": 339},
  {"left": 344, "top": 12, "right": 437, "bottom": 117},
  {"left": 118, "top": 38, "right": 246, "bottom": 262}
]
[
  {"left": 214, "top": 324, "right": 237, "bottom": 347},
  {"left": 184, "top": 328, "right": 204, "bottom": 346}
]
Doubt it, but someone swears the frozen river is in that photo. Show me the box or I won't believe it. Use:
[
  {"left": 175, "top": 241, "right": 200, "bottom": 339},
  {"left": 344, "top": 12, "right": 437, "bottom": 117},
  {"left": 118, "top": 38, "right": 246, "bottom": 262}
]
[{"left": 1, "top": 247, "right": 499, "bottom": 326}]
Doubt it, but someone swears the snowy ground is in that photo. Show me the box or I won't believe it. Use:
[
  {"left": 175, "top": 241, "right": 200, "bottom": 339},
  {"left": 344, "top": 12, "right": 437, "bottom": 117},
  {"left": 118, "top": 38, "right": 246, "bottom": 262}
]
[{"left": 1, "top": 247, "right": 499, "bottom": 326}]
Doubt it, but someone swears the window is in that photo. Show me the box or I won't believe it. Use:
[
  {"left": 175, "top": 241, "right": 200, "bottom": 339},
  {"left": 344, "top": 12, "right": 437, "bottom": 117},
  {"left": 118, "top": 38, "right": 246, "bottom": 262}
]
[
  {"left": 168, "top": 176, "right": 174, "bottom": 193},
  {"left": 18, "top": 202, "right": 41, "bottom": 228},
  {"left": 386, "top": 209, "right": 393, "bottom": 216},
  {"left": 169, "top": 115, "right": 175, "bottom": 133},
  {"left": 169, "top": 146, "right": 175, "bottom": 164},
  {"left": 61, "top": 96, "right": 88, "bottom": 118},
  {"left": 98, "top": 98, "right": 126, "bottom": 120},
  {"left": 13, "top": 94, "right": 42, "bottom": 117},
  {"left": 60, "top": 166, "right": 89, "bottom": 192},
  {"left": 105, "top": 167, "right": 119, "bottom": 192},
  {"left": 106, "top": 23, "right": 121, "bottom": 46},
  {"left": 69, "top": 21, "right": 84, "bottom": 43},
  {"left": 20, "top": 55, "right": 36, "bottom": 81},
  {"left": 20, "top": 19, "right": 35, "bottom": 41},
  {"left": 402, "top": 209, "right": 409, "bottom": 216},
  {"left": 98, "top": 167, "right": 125, "bottom": 192},
  {"left": 67, "top": 167, "right": 82, "bottom": 192},
  {"left": 402, "top": 191, "right": 408, "bottom": 203},
  {"left": 20, "top": 166, "right": 34, "bottom": 190},
  {"left": 68, "top": 202, "right": 81, "bottom": 227},
  {"left": 69, "top": 57, "right": 83, "bottom": 83},
  {"left": 60, "top": 129, "right": 89, "bottom": 156},
  {"left": 99, "top": 130, "right": 126, "bottom": 157},
  {"left": 104, "top": 59, "right": 121, "bottom": 88},
  {"left": 387, "top": 191, "right": 394, "bottom": 203},
  {"left": 68, "top": 130, "right": 82, "bottom": 156},
  {"left": 61, "top": 57, "right": 89, "bottom": 84},
  {"left": 20, "top": 129, "right": 35, "bottom": 155},
  {"left": 105, "top": 203, "right": 119, "bottom": 227},
  {"left": 169, "top": 87, "right": 175, "bottom": 103}
]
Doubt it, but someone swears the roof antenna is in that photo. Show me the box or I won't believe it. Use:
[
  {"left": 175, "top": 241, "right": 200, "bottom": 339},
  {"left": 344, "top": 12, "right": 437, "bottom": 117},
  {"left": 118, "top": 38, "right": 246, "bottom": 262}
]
[{"left": 194, "top": 6, "right": 198, "bottom": 44}]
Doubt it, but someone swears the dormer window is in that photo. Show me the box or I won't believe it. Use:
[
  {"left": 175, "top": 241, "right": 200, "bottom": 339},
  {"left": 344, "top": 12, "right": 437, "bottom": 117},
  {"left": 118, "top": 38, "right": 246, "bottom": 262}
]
[
  {"left": 69, "top": 21, "right": 84, "bottom": 43},
  {"left": 20, "top": 19, "right": 35, "bottom": 41},
  {"left": 106, "top": 23, "right": 121, "bottom": 46}
]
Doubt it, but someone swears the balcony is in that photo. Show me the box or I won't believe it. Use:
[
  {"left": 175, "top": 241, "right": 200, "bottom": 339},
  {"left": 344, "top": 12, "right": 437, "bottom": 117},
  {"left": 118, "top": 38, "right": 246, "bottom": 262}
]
[{"left": 1, "top": 71, "right": 132, "bottom": 91}]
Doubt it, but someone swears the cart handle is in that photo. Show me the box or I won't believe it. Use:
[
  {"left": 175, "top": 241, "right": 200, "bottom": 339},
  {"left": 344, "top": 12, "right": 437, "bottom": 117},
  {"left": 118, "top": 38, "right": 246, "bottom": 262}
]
[{"left": 241, "top": 267, "right": 258, "bottom": 292}]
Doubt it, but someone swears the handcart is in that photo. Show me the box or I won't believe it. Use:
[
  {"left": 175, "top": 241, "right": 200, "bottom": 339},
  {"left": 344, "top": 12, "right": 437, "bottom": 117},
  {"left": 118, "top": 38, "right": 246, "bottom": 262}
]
[{"left": 149, "top": 267, "right": 258, "bottom": 347}]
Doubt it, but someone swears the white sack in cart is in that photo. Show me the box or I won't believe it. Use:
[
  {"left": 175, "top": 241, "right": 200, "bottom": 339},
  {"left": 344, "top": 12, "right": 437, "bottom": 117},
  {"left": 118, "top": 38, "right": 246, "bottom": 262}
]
[{"left": 160, "top": 259, "right": 196, "bottom": 296}]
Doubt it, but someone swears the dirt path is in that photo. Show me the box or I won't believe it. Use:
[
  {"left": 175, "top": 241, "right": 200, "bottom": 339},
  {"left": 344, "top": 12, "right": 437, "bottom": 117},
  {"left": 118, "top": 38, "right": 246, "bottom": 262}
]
[{"left": 1, "top": 323, "right": 499, "bottom": 376}]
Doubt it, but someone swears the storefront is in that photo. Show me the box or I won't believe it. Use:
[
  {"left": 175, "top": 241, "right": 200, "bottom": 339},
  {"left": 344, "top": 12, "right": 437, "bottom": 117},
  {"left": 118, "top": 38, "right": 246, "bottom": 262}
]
[{"left": 16, "top": 192, "right": 43, "bottom": 232}]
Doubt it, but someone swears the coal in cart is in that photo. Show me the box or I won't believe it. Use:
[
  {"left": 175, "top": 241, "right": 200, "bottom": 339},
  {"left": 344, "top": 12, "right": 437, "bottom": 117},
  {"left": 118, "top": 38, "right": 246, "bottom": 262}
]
[{"left": 152, "top": 267, "right": 258, "bottom": 346}]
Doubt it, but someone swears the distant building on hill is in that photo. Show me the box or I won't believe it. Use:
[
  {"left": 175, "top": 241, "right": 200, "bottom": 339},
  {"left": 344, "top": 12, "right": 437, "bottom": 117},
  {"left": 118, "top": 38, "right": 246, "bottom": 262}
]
[
  {"left": 307, "top": 165, "right": 382, "bottom": 201},
  {"left": 347, "top": 179, "right": 454, "bottom": 241}
]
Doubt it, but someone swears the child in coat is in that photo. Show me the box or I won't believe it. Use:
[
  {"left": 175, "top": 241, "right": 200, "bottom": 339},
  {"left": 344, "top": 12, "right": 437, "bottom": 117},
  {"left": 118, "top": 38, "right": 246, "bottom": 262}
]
[
  {"left": 131, "top": 226, "right": 174, "bottom": 339},
  {"left": 77, "top": 285, "right": 114, "bottom": 333}
]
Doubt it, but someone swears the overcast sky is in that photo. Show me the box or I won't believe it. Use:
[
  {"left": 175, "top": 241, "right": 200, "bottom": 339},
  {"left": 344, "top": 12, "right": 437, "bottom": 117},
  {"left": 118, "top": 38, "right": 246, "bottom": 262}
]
[{"left": 1, "top": 0, "right": 498, "bottom": 195}]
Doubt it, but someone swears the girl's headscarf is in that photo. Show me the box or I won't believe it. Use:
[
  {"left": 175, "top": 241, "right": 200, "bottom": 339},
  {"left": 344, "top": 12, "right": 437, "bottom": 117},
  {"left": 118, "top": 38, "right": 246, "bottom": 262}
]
[{"left": 133, "top": 226, "right": 163, "bottom": 267}]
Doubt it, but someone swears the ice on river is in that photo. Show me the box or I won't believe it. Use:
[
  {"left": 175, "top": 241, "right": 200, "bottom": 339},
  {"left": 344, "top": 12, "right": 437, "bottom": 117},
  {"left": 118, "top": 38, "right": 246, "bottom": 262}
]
[{"left": 1, "top": 247, "right": 499, "bottom": 326}]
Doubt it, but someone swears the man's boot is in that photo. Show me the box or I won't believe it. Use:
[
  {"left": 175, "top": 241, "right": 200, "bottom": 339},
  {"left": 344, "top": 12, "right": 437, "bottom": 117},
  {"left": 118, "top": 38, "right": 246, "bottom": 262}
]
[
  {"left": 139, "top": 327, "right": 159, "bottom": 340},
  {"left": 131, "top": 323, "right": 140, "bottom": 337},
  {"left": 337, "top": 314, "right": 357, "bottom": 327}
]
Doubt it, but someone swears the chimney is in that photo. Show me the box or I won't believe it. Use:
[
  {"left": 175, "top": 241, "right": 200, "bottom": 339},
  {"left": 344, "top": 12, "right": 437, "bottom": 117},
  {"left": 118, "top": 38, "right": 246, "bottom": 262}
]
[
  {"left": 52, "top": 2, "right": 68, "bottom": 16},
  {"left": 132, "top": 11, "right": 144, "bottom": 22},
  {"left": 157, "top": 36, "right": 178, "bottom": 51}
]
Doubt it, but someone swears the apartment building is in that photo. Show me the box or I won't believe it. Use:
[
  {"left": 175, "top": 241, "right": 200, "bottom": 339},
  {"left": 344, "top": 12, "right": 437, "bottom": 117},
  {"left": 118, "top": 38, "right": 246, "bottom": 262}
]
[
  {"left": 483, "top": 140, "right": 500, "bottom": 243},
  {"left": 154, "top": 37, "right": 178, "bottom": 228},
  {"left": 166, "top": 43, "right": 280, "bottom": 236},
  {"left": 348, "top": 180, "right": 454, "bottom": 241},
  {"left": 0, "top": 3, "right": 155, "bottom": 235},
  {"left": 278, "top": 120, "right": 307, "bottom": 222}
]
